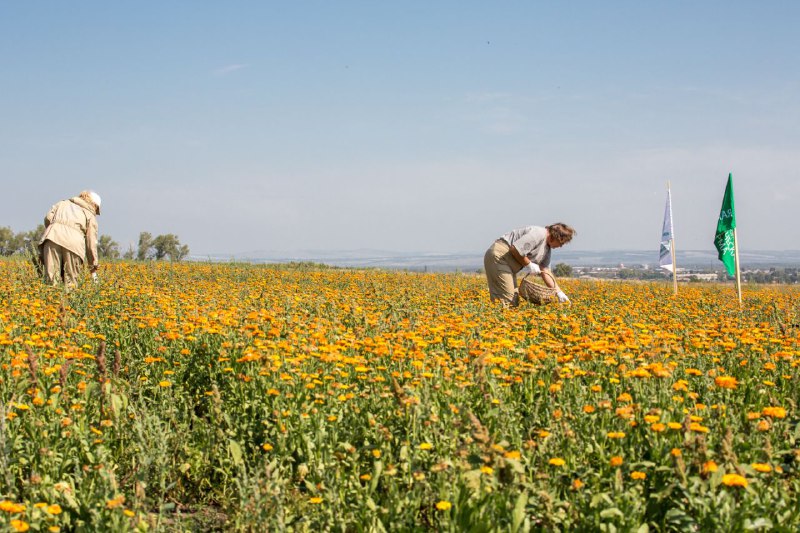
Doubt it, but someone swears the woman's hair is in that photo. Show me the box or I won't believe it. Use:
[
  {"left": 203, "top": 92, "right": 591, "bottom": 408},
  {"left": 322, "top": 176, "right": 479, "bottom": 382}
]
[
  {"left": 78, "top": 190, "right": 101, "bottom": 215},
  {"left": 546, "top": 223, "right": 576, "bottom": 245}
]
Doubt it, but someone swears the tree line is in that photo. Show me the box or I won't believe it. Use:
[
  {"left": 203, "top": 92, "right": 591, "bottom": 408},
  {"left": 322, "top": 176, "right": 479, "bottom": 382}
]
[{"left": 0, "top": 226, "right": 190, "bottom": 262}]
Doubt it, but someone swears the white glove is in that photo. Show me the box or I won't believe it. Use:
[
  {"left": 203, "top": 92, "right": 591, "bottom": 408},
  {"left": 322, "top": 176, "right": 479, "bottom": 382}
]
[
  {"left": 521, "top": 262, "right": 541, "bottom": 275},
  {"left": 556, "top": 290, "right": 569, "bottom": 303}
]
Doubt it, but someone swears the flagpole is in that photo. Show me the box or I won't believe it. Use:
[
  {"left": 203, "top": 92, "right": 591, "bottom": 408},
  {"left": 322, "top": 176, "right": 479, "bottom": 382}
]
[{"left": 733, "top": 228, "right": 742, "bottom": 305}]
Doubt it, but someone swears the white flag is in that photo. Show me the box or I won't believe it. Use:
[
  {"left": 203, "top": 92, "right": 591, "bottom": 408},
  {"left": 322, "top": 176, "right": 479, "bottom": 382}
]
[{"left": 659, "top": 189, "right": 674, "bottom": 272}]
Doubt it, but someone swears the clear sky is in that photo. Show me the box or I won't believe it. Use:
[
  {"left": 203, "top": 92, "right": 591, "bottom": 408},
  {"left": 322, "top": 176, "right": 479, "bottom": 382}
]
[{"left": 2, "top": 2, "right": 799, "bottom": 256}]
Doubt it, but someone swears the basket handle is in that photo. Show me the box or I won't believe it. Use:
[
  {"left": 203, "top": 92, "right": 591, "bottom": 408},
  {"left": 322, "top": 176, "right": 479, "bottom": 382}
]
[{"left": 521, "top": 269, "right": 557, "bottom": 287}]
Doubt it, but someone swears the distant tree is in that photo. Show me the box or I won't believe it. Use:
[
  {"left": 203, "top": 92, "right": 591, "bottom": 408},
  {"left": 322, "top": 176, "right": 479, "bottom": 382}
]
[
  {"left": 137, "top": 232, "right": 153, "bottom": 260},
  {"left": 0, "top": 226, "right": 20, "bottom": 256},
  {"left": 176, "top": 243, "right": 190, "bottom": 262},
  {"left": 20, "top": 225, "right": 44, "bottom": 253},
  {"left": 97, "top": 235, "right": 120, "bottom": 259},
  {"left": 553, "top": 263, "right": 574, "bottom": 278},
  {"left": 123, "top": 245, "right": 135, "bottom": 260},
  {"left": 152, "top": 234, "right": 189, "bottom": 261}
]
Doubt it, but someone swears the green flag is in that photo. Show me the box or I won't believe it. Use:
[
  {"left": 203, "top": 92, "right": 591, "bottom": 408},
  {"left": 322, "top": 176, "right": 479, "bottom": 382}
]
[{"left": 714, "top": 173, "right": 736, "bottom": 276}]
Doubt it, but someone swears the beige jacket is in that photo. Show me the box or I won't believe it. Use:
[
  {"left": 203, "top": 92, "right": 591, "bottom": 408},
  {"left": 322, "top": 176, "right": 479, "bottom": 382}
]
[{"left": 39, "top": 196, "right": 99, "bottom": 268}]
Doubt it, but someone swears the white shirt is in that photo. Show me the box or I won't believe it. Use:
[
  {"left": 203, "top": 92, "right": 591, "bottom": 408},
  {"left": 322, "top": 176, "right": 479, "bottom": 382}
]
[{"left": 501, "top": 226, "right": 551, "bottom": 268}]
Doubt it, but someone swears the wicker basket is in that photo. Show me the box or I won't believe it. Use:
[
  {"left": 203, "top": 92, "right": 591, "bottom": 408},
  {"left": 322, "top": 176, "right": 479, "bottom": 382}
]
[{"left": 518, "top": 271, "right": 558, "bottom": 305}]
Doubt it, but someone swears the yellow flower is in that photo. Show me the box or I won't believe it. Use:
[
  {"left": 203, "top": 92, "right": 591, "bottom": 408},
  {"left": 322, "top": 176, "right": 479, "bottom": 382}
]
[
  {"left": 607, "top": 431, "right": 625, "bottom": 439},
  {"left": 714, "top": 376, "right": 738, "bottom": 389},
  {"left": 752, "top": 463, "right": 772, "bottom": 473},
  {"left": 309, "top": 497, "right": 323, "bottom": 504},
  {"left": 762, "top": 406, "right": 787, "bottom": 419},
  {"left": 651, "top": 423, "right": 666, "bottom": 432},
  {"left": 480, "top": 465, "right": 494, "bottom": 474},
  {"left": 419, "top": 443, "right": 433, "bottom": 450},
  {"left": 721, "top": 474, "right": 748, "bottom": 487},
  {"left": 549, "top": 458, "right": 566, "bottom": 467},
  {"left": 610, "top": 456, "right": 623, "bottom": 467},
  {"left": 670, "top": 448, "right": 682, "bottom": 457},
  {"left": 158, "top": 380, "right": 172, "bottom": 388},
  {"left": 46, "top": 504, "right": 63, "bottom": 514},
  {"left": 10, "top": 520, "right": 29, "bottom": 532},
  {"left": 630, "top": 471, "right": 646, "bottom": 480},
  {"left": 436, "top": 501, "right": 452, "bottom": 511},
  {"left": 262, "top": 443, "right": 273, "bottom": 451},
  {"left": 372, "top": 449, "right": 382, "bottom": 458},
  {"left": 703, "top": 461, "right": 718, "bottom": 473},
  {"left": 504, "top": 450, "right": 521, "bottom": 460},
  {"left": 0, "top": 501, "right": 26, "bottom": 513},
  {"left": 106, "top": 495, "right": 125, "bottom": 509},
  {"left": 571, "top": 478, "right": 584, "bottom": 490}
]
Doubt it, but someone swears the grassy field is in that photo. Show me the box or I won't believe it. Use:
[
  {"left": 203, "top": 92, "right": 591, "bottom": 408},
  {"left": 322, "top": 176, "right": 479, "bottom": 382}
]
[{"left": 1, "top": 259, "right": 798, "bottom": 531}]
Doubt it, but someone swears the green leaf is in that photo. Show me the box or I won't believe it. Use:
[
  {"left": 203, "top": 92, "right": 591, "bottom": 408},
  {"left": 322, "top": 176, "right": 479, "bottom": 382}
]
[
  {"left": 600, "top": 508, "right": 624, "bottom": 520},
  {"left": 512, "top": 491, "right": 527, "bottom": 533},
  {"left": 228, "top": 439, "right": 243, "bottom": 467}
]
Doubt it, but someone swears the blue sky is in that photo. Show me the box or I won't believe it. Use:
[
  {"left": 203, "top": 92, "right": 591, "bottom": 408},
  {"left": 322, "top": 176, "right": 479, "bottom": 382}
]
[{"left": 2, "top": 2, "right": 799, "bottom": 256}]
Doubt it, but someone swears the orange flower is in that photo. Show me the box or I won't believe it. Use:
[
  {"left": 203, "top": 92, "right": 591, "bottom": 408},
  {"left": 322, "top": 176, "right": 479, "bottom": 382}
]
[{"left": 721, "top": 474, "right": 748, "bottom": 487}]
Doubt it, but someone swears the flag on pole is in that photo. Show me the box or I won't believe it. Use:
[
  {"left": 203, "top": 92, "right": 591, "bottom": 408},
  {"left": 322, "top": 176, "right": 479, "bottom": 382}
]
[
  {"left": 659, "top": 188, "right": 674, "bottom": 272},
  {"left": 714, "top": 173, "right": 736, "bottom": 276}
]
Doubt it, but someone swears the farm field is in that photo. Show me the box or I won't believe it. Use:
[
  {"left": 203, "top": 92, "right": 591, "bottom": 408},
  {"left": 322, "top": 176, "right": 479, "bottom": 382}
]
[{"left": 1, "top": 259, "right": 799, "bottom": 531}]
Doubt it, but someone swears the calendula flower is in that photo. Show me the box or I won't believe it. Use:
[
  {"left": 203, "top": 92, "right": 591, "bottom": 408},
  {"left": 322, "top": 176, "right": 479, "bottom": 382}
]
[
  {"left": 607, "top": 431, "right": 626, "bottom": 439},
  {"left": 436, "top": 501, "right": 452, "bottom": 511},
  {"left": 419, "top": 443, "right": 432, "bottom": 450},
  {"left": 630, "top": 471, "right": 646, "bottom": 480},
  {"left": 610, "top": 456, "right": 623, "bottom": 467},
  {"left": 714, "top": 376, "right": 738, "bottom": 389},
  {"left": 721, "top": 474, "right": 748, "bottom": 487},
  {"left": 752, "top": 463, "right": 772, "bottom": 473},
  {"left": 762, "top": 407, "right": 787, "bottom": 419},
  {"left": 309, "top": 497, "right": 323, "bottom": 504},
  {"left": 106, "top": 495, "right": 125, "bottom": 509},
  {"left": 10, "top": 520, "right": 29, "bottom": 532},
  {"left": 0, "top": 501, "right": 26, "bottom": 513},
  {"left": 703, "top": 461, "right": 718, "bottom": 473},
  {"left": 549, "top": 458, "right": 566, "bottom": 467}
]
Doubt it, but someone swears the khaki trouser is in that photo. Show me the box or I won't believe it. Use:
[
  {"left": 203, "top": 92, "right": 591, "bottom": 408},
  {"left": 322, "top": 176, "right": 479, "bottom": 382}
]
[
  {"left": 484, "top": 239, "right": 524, "bottom": 306},
  {"left": 42, "top": 240, "right": 83, "bottom": 288}
]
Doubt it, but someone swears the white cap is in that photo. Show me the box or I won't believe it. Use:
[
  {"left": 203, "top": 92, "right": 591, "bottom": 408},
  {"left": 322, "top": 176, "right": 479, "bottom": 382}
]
[{"left": 88, "top": 191, "right": 102, "bottom": 213}]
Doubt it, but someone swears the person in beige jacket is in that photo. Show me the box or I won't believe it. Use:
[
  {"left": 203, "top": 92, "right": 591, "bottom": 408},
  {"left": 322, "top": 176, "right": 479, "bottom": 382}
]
[{"left": 38, "top": 190, "right": 102, "bottom": 287}]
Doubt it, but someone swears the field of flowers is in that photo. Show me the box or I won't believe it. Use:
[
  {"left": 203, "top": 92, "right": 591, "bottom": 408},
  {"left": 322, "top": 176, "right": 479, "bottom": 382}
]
[{"left": 1, "top": 258, "right": 798, "bottom": 531}]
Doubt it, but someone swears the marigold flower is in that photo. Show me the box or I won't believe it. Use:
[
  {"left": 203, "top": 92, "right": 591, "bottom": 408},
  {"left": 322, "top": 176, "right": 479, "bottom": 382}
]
[
  {"left": 703, "top": 461, "right": 718, "bottom": 473},
  {"left": 607, "top": 431, "right": 625, "bottom": 439},
  {"left": 419, "top": 443, "right": 432, "bottom": 450},
  {"left": 714, "top": 376, "right": 738, "bottom": 389},
  {"left": 436, "top": 501, "right": 452, "bottom": 511},
  {"left": 762, "top": 407, "right": 787, "bottom": 419},
  {"left": 0, "top": 501, "right": 26, "bottom": 513},
  {"left": 610, "top": 456, "right": 623, "bottom": 467},
  {"left": 309, "top": 497, "right": 323, "bottom": 504},
  {"left": 630, "top": 471, "right": 646, "bottom": 480},
  {"left": 10, "top": 520, "right": 29, "bottom": 532},
  {"left": 751, "top": 463, "right": 772, "bottom": 473},
  {"left": 721, "top": 474, "right": 748, "bottom": 487},
  {"left": 548, "top": 458, "right": 565, "bottom": 467}
]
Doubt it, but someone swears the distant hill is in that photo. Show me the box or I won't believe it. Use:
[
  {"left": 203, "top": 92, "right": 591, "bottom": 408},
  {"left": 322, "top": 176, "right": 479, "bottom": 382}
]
[{"left": 192, "top": 249, "right": 800, "bottom": 272}]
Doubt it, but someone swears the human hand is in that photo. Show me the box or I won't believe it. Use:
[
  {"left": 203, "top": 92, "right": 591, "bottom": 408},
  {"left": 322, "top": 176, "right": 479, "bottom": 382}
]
[
  {"left": 556, "top": 290, "right": 569, "bottom": 303},
  {"left": 521, "top": 262, "right": 541, "bottom": 275}
]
